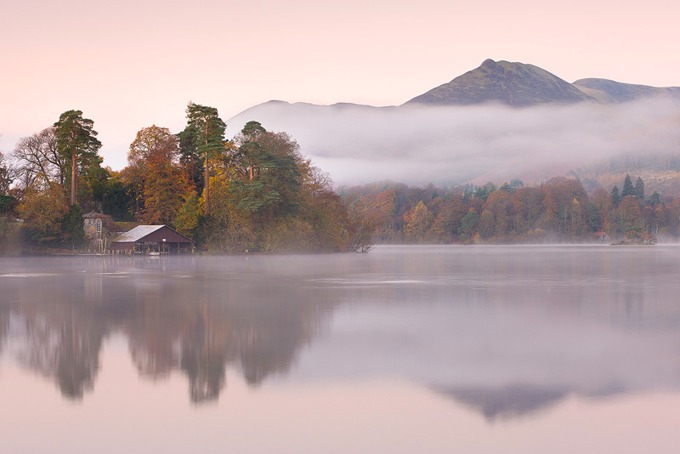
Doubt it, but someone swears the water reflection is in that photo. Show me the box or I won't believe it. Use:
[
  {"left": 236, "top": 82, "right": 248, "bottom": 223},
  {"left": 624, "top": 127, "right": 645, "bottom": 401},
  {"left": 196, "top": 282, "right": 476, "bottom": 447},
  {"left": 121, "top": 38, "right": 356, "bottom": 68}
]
[
  {"left": 2, "top": 246, "right": 680, "bottom": 420},
  {"left": 1, "top": 256, "right": 336, "bottom": 403}
]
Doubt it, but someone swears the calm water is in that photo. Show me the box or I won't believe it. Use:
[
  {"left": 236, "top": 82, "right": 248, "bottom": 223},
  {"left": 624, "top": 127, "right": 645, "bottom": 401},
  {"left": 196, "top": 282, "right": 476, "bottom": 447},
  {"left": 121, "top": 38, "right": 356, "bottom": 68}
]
[{"left": 2, "top": 245, "right": 680, "bottom": 453}]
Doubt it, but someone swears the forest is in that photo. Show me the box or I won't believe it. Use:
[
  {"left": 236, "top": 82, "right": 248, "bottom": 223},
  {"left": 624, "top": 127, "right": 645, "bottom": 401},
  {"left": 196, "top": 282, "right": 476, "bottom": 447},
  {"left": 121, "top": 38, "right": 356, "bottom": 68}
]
[
  {"left": 2, "top": 104, "right": 680, "bottom": 254},
  {"left": 342, "top": 174, "right": 679, "bottom": 244},
  {"left": 0, "top": 105, "right": 367, "bottom": 253}
]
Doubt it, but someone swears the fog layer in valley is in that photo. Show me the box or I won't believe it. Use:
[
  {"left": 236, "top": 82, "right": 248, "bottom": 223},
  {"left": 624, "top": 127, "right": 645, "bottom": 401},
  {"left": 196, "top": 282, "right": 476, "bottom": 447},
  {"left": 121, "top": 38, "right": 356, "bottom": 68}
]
[{"left": 229, "top": 98, "right": 680, "bottom": 185}]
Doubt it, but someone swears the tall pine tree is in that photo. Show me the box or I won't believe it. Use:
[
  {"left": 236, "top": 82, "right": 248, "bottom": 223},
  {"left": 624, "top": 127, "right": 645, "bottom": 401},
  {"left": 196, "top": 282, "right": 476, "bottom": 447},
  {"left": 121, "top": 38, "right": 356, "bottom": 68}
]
[
  {"left": 179, "top": 103, "right": 226, "bottom": 216},
  {"left": 54, "top": 110, "right": 102, "bottom": 206}
]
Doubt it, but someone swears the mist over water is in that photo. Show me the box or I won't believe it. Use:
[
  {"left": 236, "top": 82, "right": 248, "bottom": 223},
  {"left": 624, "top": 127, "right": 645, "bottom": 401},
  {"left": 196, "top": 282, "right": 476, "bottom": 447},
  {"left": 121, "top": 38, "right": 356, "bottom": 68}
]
[
  {"left": 2, "top": 246, "right": 680, "bottom": 452},
  {"left": 229, "top": 98, "right": 680, "bottom": 185}
]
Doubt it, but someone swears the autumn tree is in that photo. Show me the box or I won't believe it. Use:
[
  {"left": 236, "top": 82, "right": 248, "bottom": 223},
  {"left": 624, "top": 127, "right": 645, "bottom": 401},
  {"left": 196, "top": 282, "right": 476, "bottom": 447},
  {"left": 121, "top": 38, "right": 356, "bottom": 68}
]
[
  {"left": 404, "top": 201, "right": 434, "bottom": 242},
  {"left": 429, "top": 195, "right": 466, "bottom": 242},
  {"left": 609, "top": 195, "right": 643, "bottom": 240},
  {"left": 17, "top": 185, "right": 69, "bottom": 242},
  {"left": 54, "top": 110, "right": 102, "bottom": 206},
  {"left": 127, "top": 126, "right": 194, "bottom": 225}
]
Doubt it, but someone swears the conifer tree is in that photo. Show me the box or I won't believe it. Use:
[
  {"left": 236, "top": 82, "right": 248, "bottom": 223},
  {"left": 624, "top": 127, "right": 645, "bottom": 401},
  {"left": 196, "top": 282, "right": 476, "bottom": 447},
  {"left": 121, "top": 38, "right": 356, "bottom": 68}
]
[
  {"left": 621, "top": 174, "right": 635, "bottom": 198},
  {"left": 634, "top": 177, "right": 645, "bottom": 200},
  {"left": 179, "top": 103, "right": 226, "bottom": 216},
  {"left": 54, "top": 110, "right": 102, "bottom": 206}
]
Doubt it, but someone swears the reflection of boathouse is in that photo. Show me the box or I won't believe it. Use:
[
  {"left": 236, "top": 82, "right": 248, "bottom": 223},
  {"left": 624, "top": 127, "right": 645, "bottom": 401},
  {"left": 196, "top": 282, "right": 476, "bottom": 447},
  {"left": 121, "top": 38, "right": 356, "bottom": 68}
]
[{"left": 111, "top": 225, "right": 194, "bottom": 254}]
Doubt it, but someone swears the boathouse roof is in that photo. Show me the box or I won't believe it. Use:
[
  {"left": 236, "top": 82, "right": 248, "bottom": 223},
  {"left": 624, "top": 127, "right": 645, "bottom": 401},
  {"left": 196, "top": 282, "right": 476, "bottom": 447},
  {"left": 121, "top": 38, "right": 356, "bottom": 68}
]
[{"left": 113, "top": 225, "right": 192, "bottom": 244}]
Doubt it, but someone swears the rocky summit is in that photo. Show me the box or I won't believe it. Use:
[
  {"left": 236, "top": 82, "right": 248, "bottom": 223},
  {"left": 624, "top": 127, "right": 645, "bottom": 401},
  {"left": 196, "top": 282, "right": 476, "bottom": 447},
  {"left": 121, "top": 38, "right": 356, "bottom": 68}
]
[{"left": 407, "top": 59, "right": 595, "bottom": 106}]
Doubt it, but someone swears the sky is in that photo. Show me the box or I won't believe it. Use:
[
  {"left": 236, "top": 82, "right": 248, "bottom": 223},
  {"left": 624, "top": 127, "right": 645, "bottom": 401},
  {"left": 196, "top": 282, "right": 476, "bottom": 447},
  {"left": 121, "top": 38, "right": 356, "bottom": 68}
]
[{"left": 2, "top": 0, "right": 680, "bottom": 175}]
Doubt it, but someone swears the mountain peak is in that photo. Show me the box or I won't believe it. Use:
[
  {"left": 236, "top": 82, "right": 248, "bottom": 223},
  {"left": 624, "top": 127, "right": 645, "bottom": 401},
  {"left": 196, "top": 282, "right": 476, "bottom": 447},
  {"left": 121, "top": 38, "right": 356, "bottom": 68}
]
[{"left": 406, "top": 59, "right": 594, "bottom": 107}]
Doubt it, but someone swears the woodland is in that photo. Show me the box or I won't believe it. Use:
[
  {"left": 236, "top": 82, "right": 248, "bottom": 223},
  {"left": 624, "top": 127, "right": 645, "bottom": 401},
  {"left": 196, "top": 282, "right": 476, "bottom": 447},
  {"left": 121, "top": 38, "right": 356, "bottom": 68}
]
[
  {"left": 1, "top": 104, "right": 680, "bottom": 254},
  {"left": 0, "top": 105, "right": 368, "bottom": 253}
]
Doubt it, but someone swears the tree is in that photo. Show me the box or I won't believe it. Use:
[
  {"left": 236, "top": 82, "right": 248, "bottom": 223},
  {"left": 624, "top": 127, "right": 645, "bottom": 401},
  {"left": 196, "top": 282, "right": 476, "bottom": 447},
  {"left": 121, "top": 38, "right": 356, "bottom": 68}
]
[
  {"left": 621, "top": 174, "right": 635, "bottom": 198},
  {"left": 611, "top": 186, "right": 621, "bottom": 208},
  {"left": 17, "top": 185, "right": 68, "bottom": 242},
  {"left": 230, "top": 128, "right": 303, "bottom": 222},
  {"left": 634, "top": 177, "right": 645, "bottom": 200},
  {"left": 127, "top": 126, "right": 193, "bottom": 224},
  {"left": 12, "top": 127, "right": 64, "bottom": 192},
  {"left": 0, "top": 151, "right": 12, "bottom": 195},
  {"left": 609, "top": 196, "right": 643, "bottom": 240},
  {"left": 458, "top": 208, "right": 479, "bottom": 241},
  {"left": 404, "top": 201, "right": 434, "bottom": 242},
  {"left": 54, "top": 110, "right": 102, "bottom": 206},
  {"left": 180, "top": 103, "right": 226, "bottom": 216}
]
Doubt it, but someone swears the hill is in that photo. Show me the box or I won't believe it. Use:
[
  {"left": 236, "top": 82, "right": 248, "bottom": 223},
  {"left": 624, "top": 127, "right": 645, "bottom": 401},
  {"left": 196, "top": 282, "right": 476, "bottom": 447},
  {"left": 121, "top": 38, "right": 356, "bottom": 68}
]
[
  {"left": 228, "top": 59, "right": 680, "bottom": 193},
  {"left": 406, "top": 59, "right": 594, "bottom": 106},
  {"left": 573, "top": 78, "right": 680, "bottom": 103}
]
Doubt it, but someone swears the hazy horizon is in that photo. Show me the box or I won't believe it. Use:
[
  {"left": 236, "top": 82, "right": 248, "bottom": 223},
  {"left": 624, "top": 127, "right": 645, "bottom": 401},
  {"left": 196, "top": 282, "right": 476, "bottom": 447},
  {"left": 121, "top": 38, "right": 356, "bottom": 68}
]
[{"left": 3, "top": 0, "right": 680, "bottom": 180}]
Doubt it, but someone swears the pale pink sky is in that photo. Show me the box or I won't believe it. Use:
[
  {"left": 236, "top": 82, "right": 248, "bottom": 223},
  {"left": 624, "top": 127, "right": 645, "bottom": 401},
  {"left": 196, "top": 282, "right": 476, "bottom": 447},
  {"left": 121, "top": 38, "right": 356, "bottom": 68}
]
[{"left": 2, "top": 0, "right": 679, "bottom": 170}]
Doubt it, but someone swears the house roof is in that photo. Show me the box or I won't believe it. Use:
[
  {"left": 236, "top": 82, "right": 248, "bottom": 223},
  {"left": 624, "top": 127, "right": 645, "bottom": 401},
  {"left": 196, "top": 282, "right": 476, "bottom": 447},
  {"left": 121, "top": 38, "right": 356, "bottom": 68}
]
[{"left": 113, "top": 225, "right": 166, "bottom": 243}]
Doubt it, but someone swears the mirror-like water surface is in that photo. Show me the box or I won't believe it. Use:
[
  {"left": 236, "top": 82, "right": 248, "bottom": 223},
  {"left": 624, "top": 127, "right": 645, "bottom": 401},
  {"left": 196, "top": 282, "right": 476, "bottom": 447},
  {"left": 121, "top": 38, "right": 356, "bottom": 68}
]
[{"left": 2, "top": 245, "right": 680, "bottom": 453}]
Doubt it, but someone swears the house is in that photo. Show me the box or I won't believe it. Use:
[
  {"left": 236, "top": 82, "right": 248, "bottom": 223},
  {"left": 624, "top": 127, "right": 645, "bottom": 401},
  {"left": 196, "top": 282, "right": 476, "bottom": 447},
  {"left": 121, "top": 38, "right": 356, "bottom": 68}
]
[
  {"left": 83, "top": 211, "right": 113, "bottom": 253},
  {"left": 110, "top": 225, "right": 194, "bottom": 254}
]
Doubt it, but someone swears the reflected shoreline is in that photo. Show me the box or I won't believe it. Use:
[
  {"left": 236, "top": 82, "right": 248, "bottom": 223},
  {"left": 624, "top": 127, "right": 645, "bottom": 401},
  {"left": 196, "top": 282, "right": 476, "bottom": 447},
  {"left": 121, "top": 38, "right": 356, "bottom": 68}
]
[{"left": 2, "top": 246, "right": 680, "bottom": 421}]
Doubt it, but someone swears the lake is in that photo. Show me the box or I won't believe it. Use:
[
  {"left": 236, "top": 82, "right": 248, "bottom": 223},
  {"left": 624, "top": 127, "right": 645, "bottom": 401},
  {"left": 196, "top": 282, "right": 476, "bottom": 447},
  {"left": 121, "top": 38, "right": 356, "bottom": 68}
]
[{"left": 1, "top": 245, "right": 680, "bottom": 453}]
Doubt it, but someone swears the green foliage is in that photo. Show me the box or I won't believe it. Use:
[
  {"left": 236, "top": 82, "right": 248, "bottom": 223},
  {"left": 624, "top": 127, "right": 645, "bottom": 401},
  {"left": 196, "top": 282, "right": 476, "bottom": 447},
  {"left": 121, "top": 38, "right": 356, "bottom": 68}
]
[
  {"left": 54, "top": 110, "right": 102, "bottom": 206},
  {"left": 61, "top": 204, "right": 85, "bottom": 247},
  {"left": 621, "top": 174, "right": 635, "bottom": 198},
  {"left": 458, "top": 208, "right": 479, "bottom": 241},
  {"left": 634, "top": 177, "right": 645, "bottom": 199},
  {"left": 611, "top": 186, "right": 621, "bottom": 207},
  {"left": 648, "top": 191, "right": 661, "bottom": 206},
  {"left": 0, "top": 195, "right": 17, "bottom": 214},
  {"left": 101, "top": 176, "right": 134, "bottom": 221}
]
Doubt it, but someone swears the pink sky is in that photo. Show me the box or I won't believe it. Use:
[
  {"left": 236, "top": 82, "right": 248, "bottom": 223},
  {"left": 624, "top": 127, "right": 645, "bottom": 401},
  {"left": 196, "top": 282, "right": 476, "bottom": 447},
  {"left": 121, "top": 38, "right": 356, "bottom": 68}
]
[{"left": 2, "top": 0, "right": 679, "bottom": 170}]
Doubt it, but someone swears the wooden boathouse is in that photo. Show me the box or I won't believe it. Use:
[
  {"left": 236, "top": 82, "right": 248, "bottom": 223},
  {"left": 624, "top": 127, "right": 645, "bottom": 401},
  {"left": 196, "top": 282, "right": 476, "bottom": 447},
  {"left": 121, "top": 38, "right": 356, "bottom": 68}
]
[{"left": 110, "top": 225, "right": 194, "bottom": 254}]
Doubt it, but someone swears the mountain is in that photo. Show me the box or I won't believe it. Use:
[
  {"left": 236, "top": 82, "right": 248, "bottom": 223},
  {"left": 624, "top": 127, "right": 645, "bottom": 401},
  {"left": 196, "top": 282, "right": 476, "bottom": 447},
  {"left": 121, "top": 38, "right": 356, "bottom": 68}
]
[
  {"left": 406, "top": 59, "right": 594, "bottom": 106},
  {"left": 573, "top": 78, "right": 680, "bottom": 103},
  {"left": 228, "top": 59, "right": 680, "bottom": 188}
]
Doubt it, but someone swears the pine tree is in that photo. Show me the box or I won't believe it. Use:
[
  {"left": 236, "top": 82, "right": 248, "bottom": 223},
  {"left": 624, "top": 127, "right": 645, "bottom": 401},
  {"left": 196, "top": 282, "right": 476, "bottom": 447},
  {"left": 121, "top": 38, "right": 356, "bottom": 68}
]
[
  {"left": 180, "top": 103, "right": 226, "bottom": 216},
  {"left": 621, "top": 174, "right": 635, "bottom": 198},
  {"left": 634, "top": 177, "right": 645, "bottom": 199},
  {"left": 611, "top": 186, "right": 621, "bottom": 207},
  {"left": 54, "top": 110, "right": 102, "bottom": 206}
]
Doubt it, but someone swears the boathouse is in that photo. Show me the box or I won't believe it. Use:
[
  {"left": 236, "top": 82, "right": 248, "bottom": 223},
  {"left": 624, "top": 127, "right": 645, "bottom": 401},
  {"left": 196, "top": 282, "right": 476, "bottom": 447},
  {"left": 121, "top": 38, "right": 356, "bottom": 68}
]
[{"left": 110, "top": 225, "right": 194, "bottom": 254}]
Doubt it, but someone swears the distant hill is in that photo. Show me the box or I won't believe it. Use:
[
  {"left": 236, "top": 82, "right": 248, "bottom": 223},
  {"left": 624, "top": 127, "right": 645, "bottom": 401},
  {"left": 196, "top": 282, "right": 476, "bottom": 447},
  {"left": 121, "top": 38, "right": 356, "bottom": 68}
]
[
  {"left": 573, "top": 78, "right": 680, "bottom": 103},
  {"left": 406, "top": 59, "right": 594, "bottom": 106},
  {"left": 228, "top": 59, "right": 680, "bottom": 191}
]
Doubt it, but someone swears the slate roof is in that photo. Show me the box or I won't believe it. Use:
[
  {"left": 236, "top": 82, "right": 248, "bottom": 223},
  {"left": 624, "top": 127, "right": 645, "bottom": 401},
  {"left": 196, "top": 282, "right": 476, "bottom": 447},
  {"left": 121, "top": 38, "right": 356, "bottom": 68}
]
[{"left": 113, "top": 225, "right": 165, "bottom": 243}]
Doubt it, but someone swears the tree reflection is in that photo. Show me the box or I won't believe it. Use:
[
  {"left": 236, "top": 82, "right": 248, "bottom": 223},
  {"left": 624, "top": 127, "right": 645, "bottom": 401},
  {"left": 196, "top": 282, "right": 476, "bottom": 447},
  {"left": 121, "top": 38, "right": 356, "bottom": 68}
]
[
  {"left": 1, "top": 257, "right": 336, "bottom": 403},
  {"left": 14, "top": 305, "right": 108, "bottom": 400}
]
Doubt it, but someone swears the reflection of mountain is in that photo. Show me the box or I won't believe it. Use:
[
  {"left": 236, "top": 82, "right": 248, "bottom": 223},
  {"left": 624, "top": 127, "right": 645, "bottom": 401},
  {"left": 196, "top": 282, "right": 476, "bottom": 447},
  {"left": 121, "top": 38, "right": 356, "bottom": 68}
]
[
  {"left": 436, "top": 384, "right": 568, "bottom": 421},
  {"left": 4, "top": 248, "right": 680, "bottom": 419},
  {"left": 1, "top": 257, "right": 338, "bottom": 403}
]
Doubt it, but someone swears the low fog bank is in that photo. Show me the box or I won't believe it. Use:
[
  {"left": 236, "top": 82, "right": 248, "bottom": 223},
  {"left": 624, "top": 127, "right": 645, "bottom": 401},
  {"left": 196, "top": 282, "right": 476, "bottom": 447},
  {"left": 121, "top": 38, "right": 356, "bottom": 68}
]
[{"left": 229, "top": 98, "right": 680, "bottom": 186}]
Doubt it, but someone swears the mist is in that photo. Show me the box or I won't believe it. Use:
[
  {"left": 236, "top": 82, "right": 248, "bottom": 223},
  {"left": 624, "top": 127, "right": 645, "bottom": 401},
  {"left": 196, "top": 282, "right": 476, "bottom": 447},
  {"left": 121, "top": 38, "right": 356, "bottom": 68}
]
[{"left": 229, "top": 98, "right": 680, "bottom": 186}]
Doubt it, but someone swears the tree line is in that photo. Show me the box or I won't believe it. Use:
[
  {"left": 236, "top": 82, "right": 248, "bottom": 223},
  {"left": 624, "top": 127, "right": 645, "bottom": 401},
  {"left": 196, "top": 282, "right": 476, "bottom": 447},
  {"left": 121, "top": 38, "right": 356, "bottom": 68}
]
[
  {"left": 3, "top": 106, "right": 680, "bottom": 250},
  {"left": 0, "top": 104, "right": 369, "bottom": 253},
  {"left": 341, "top": 174, "right": 680, "bottom": 244}
]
